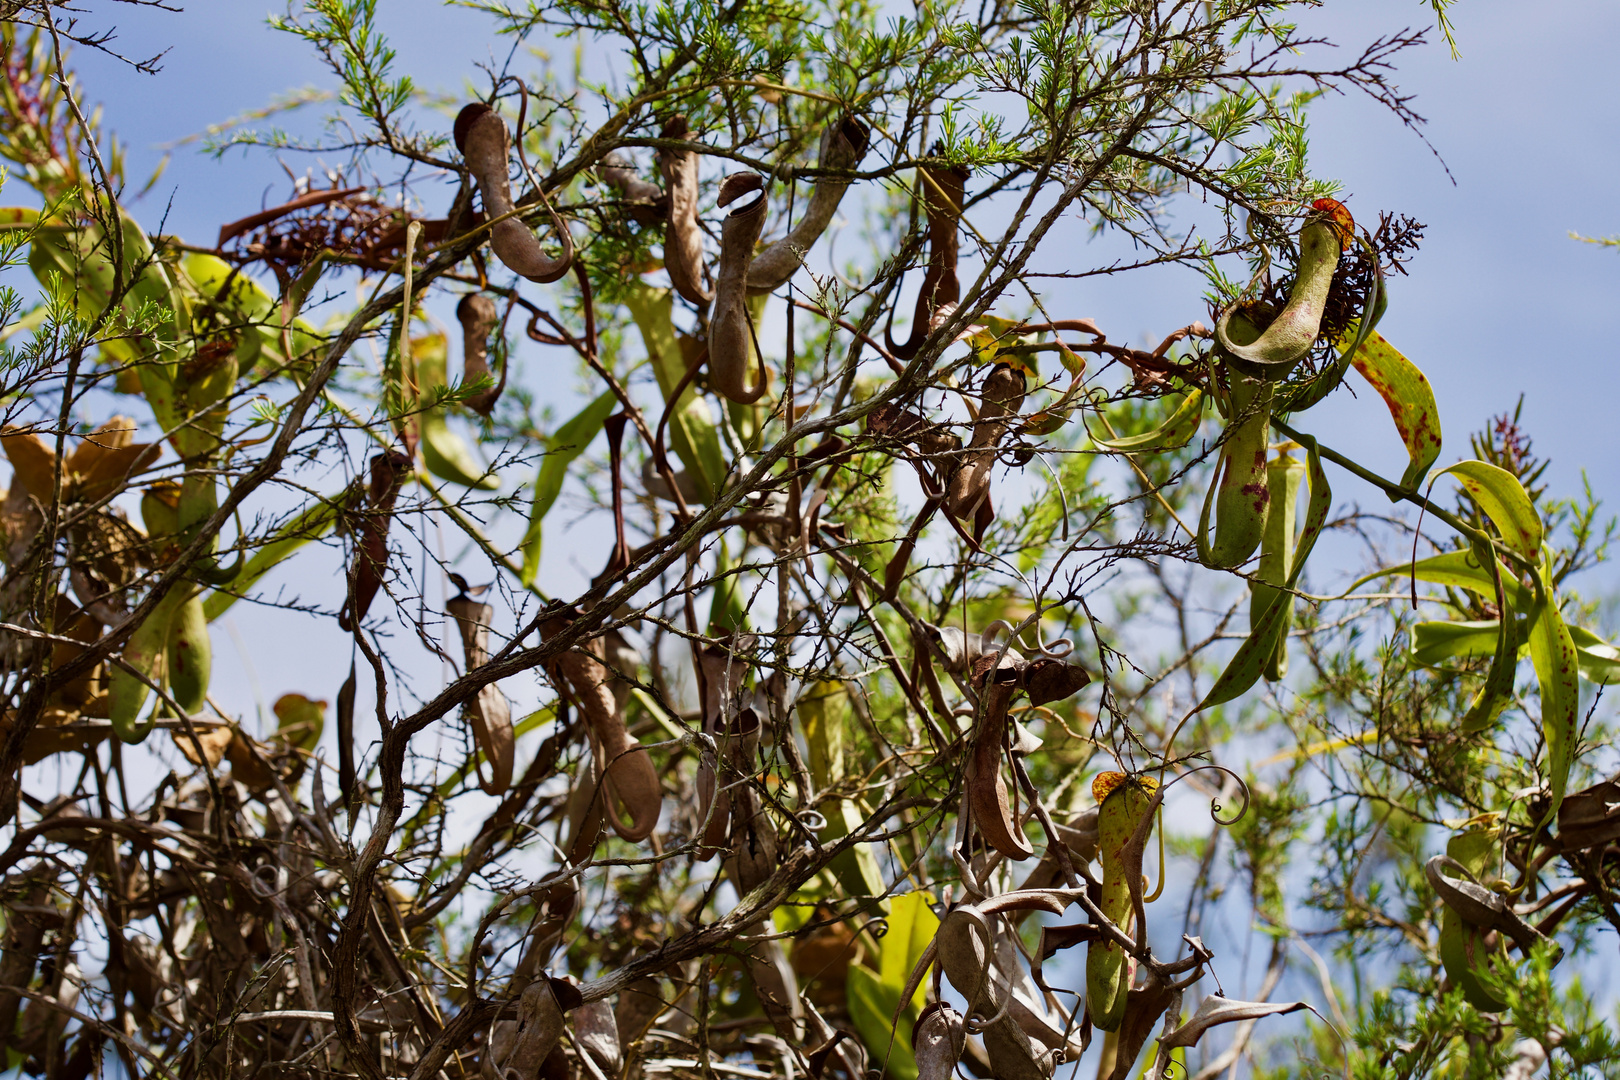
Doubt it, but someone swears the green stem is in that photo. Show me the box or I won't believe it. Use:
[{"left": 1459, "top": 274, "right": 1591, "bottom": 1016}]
[{"left": 1269, "top": 416, "right": 1541, "bottom": 578}]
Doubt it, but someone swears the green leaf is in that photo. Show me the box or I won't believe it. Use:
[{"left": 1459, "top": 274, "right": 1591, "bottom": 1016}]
[
  {"left": 415, "top": 332, "right": 500, "bottom": 490},
  {"left": 30, "top": 213, "right": 174, "bottom": 326},
  {"left": 1409, "top": 553, "right": 1525, "bottom": 733},
  {"left": 879, "top": 892, "right": 938, "bottom": 1010},
  {"left": 707, "top": 534, "right": 751, "bottom": 634},
  {"left": 846, "top": 965, "right": 918, "bottom": 1080},
  {"left": 1409, "top": 620, "right": 1522, "bottom": 668},
  {"left": 183, "top": 251, "right": 275, "bottom": 321},
  {"left": 801, "top": 683, "right": 846, "bottom": 787},
  {"left": 823, "top": 799, "right": 889, "bottom": 919},
  {"left": 1569, "top": 626, "right": 1620, "bottom": 685},
  {"left": 1351, "top": 550, "right": 1534, "bottom": 611},
  {"left": 623, "top": 283, "right": 727, "bottom": 501},
  {"left": 183, "top": 252, "right": 315, "bottom": 373},
  {"left": 1461, "top": 606, "right": 1519, "bottom": 734},
  {"left": 959, "top": 313, "right": 1036, "bottom": 374},
  {"left": 1089, "top": 389, "right": 1204, "bottom": 452},
  {"left": 203, "top": 489, "right": 357, "bottom": 621},
  {"left": 1350, "top": 331, "right": 1442, "bottom": 493},
  {"left": 801, "top": 684, "right": 886, "bottom": 916},
  {"left": 1198, "top": 435, "right": 1329, "bottom": 710},
  {"left": 519, "top": 390, "right": 618, "bottom": 587},
  {"left": 846, "top": 891, "right": 938, "bottom": 1080},
  {"left": 1437, "top": 461, "right": 1543, "bottom": 562},
  {"left": 1526, "top": 568, "right": 1579, "bottom": 825}
]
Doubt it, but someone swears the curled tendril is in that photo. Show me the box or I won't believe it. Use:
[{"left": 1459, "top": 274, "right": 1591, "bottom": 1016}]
[
  {"left": 1192, "top": 764, "right": 1251, "bottom": 826},
  {"left": 1147, "top": 763, "right": 1251, "bottom": 827},
  {"left": 962, "top": 991, "right": 1012, "bottom": 1035},
  {"left": 797, "top": 808, "right": 829, "bottom": 831},
  {"left": 952, "top": 848, "right": 991, "bottom": 900},
  {"left": 954, "top": 910, "right": 1016, "bottom": 1036},
  {"left": 1032, "top": 634, "right": 1073, "bottom": 660},
  {"left": 978, "top": 619, "right": 1015, "bottom": 655},
  {"left": 249, "top": 865, "right": 281, "bottom": 899},
  {"left": 865, "top": 917, "right": 890, "bottom": 940}
]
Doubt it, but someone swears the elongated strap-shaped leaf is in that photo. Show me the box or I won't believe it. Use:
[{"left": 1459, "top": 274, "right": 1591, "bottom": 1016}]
[
  {"left": 203, "top": 490, "right": 357, "bottom": 621},
  {"left": 1253, "top": 450, "right": 1305, "bottom": 681},
  {"left": 847, "top": 965, "right": 919, "bottom": 1080},
  {"left": 881, "top": 891, "right": 940, "bottom": 1005},
  {"left": 624, "top": 283, "right": 728, "bottom": 499},
  {"left": 802, "top": 691, "right": 901, "bottom": 913},
  {"left": 415, "top": 332, "right": 501, "bottom": 490},
  {"left": 1350, "top": 550, "right": 1534, "bottom": 611},
  {"left": 1569, "top": 626, "right": 1620, "bottom": 685},
  {"left": 1527, "top": 565, "right": 1580, "bottom": 826},
  {"left": 1351, "top": 332, "right": 1441, "bottom": 493},
  {"left": 519, "top": 390, "right": 619, "bottom": 586},
  {"left": 1460, "top": 540, "right": 1518, "bottom": 734},
  {"left": 1415, "top": 614, "right": 1620, "bottom": 688},
  {"left": 1437, "top": 461, "right": 1543, "bottom": 562},
  {"left": 707, "top": 534, "right": 751, "bottom": 634},
  {"left": 1089, "top": 389, "right": 1204, "bottom": 452},
  {"left": 1409, "top": 619, "right": 1526, "bottom": 668},
  {"left": 1198, "top": 435, "right": 1330, "bottom": 710},
  {"left": 845, "top": 890, "right": 940, "bottom": 1080}
]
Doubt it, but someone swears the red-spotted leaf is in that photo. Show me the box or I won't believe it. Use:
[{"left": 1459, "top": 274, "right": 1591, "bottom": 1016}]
[
  {"left": 1437, "top": 461, "right": 1543, "bottom": 563},
  {"left": 1527, "top": 568, "right": 1580, "bottom": 826},
  {"left": 1198, "top": 435, "right": 1330, "bottom": 710},
  {"left": 1351, "top": 332, "right": 1441, "bottom": 493}
]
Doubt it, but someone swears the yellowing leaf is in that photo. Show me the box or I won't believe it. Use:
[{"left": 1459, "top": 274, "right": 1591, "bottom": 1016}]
[
  {"left": 1438, "top": 461, "right": 1543, "bottom": 562},
  {"left": 956, "top": 314, "right": 1037, "bottom": 375},
  {"left": 846, "top": 891, "right": 938, "bottom": 1080},
  {"left": 1090, "top": 390, "right": 1204, "bottom": 452},
  {"left": 624, "top": 283, "right": 727, "bottom": 501},
  {"left": 1527, "top": 568, "right": 1580, "bottom": 825},
  {"left": 1351, "top": 332, "right": 1441, "bottom": 493}
]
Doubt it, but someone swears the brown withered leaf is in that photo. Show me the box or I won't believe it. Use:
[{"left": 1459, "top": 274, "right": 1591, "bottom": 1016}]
[
  {"left": 173, "top": 723, "right": 234, "bottom": 769},
  {"left": 1159, "top": 994, "right": 1311, "bottom": 1050},
  {"left": 1109, "top": 971, "right": 1178, "bottom": 1080},
  {"left": 1558, "top": 776, "right": 1620, "bottom": 852},
  {"left": 1021, "top": 658, "right": 1091, "bottom": 706},
  {"left": 224, "top": 729, "right": 279, "bottom": 792}
]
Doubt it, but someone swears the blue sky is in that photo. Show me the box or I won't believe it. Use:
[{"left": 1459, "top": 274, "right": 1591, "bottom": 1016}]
[
  {"left": 26, "top": 0, "right": 1620, "bottom": 724},
  {"left": 67, "top": 0, "right": 1620, "bottom": 510}
]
